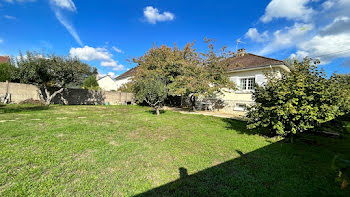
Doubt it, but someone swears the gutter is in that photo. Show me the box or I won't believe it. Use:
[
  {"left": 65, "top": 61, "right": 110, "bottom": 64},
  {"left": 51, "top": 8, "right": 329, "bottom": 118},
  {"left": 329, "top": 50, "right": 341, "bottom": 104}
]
[{"left": 226, "top": 64, "right": 290, "bottom": 73}]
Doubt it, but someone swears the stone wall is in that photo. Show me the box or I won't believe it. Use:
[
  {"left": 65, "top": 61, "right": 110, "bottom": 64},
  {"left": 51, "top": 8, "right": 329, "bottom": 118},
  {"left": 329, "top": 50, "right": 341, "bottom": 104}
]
[
  {"left": 0, "top": 82, "right": 41, "bottom": 103},
  {"left": 0, "top": 82, "right": 133, "bottom": 105}
]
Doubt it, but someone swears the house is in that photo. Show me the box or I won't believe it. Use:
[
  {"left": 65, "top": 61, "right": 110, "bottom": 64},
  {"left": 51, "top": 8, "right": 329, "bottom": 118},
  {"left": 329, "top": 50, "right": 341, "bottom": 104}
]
[
  {"left": 115, "top": 49, "right": 290, "bottom": 112},
  {"left": 0, "top": 55, "right": 10, "bottom": 63},
  {"left": 97, "top": 75, "right": 118, "bottom": 91},
  {"left": 219, "top": 49, "right": 289, "bottom": 112},
  {"left": 114, "top": 67, "right": 137, "bottom": 89}
]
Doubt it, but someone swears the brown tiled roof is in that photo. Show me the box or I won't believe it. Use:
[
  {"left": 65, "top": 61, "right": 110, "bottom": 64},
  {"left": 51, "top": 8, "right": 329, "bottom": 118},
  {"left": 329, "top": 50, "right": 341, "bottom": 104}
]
[
  {"left": 0, "top": 56, "right": 10, "bottom": 63},
  {"left": 115, "top": 53, "right": 284, "bottom": 79},
  {"left": 115, "top": 67, "right": 137, "bottom": 80},
  {"left": 226, "top": 53, "right": 284, "bottom": 71}
]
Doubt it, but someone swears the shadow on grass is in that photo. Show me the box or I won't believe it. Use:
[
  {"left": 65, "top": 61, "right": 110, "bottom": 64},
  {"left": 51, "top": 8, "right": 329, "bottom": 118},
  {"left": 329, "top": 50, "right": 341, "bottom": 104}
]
[
  {"left": 134, "top": 133, "right": 350, "bottom": 196},
  {"left": 0, "top": 104, "right": 50, "bottom": 114},
  {"left": 221, "top": 118, "right": 270, "bottom": 136},
  {"left": 146, "top": 110, "right": 166, "bottom": 115}
]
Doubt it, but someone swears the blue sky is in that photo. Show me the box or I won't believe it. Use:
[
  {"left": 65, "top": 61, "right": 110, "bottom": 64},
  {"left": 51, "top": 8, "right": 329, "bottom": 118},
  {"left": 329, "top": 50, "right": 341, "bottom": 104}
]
[{"left": 0, "top": 0, "right": 349, "bottom": 78}]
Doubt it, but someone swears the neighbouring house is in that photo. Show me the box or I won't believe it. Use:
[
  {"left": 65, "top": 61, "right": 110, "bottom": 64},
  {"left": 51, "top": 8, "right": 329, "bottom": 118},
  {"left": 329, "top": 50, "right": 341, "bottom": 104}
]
[
  {"left": 115, "top": 49, "right": 290, "bottom": 112},
  {"left": 114, "top": 67, "right": 137, "bottom": 90},
  {"left": 0, "top": 55, "right": 10, "bottom": 63},
  {"left": 97, "top": 75, "right": 118, "bottom": 91}
]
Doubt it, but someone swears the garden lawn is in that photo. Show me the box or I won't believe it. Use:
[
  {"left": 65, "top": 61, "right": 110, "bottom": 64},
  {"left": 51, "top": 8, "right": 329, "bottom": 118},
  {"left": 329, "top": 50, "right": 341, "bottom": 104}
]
[{"left": 0, "top": 105, "right": 349, "bottom": 196}]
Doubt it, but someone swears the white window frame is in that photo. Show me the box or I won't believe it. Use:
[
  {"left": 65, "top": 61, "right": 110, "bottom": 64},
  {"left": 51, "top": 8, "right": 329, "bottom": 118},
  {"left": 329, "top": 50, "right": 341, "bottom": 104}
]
[{"left": 240, "top": 77, "right": 255, "bottom": 91}]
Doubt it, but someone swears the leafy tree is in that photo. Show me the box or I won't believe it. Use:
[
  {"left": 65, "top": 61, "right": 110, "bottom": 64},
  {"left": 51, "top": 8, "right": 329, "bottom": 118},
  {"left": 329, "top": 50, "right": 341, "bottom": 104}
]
[
  {"left": 169, "top": 39, "right": 236, "bottom": 111},
  {"left": 132, "top": 40, "right": 235, "bottom": 112},
  {"left": 330, "top": 74, "right": 350, "bottom": 113},
  {"left": 117, "top": 82, "right": 133, "bottom": 93},
  {"left": 0, "top": 62, "right": 17, "bottom": 82},
  {"left": 83, "top": 75, "right": 100, "bottom": 90},
  {"left": 133, "top": 73, "right": 168, "bottom": 115},
  {"left": 132, "top": 44, "right": 187, "bottom": 114},
  {"left": 247, "top": 58, "right": 345, "bottom": 140},
  {"left": 16, "top": 51, "right": 91, "bottom": 106}
]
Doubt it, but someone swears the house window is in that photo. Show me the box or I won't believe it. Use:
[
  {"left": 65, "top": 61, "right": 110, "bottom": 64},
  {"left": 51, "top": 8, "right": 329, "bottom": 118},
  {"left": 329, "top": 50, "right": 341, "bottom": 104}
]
[{"left": 240, "top": 78, "right": 255, "bottom": 90}]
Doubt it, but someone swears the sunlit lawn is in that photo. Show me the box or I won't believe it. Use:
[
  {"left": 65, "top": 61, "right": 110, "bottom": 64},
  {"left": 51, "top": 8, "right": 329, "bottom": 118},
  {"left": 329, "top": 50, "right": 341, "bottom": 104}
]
[{"left": 0, "top": 105, "right": 349, "bottom": 196}]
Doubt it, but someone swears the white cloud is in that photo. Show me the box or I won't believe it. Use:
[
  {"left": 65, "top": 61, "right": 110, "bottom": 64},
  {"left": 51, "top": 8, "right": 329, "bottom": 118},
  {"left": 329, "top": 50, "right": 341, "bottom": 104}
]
[
  {"left": 143, "top": 6, "right": 175, "bottom": 24},
  {"left": 260, "top": 0, "right": 314, "bottom": 23},
  {"left": 290, "top": 18, "right": 350, "bottom": 64},
  {"left": 107, "top": 72, "right": 117, "bottom": 78},
  {"left": 70, "top": 46, "right": 112, "bottom": 61},
  {"left": 245, "top": 28, "right": 269, "bottom": 42},
  {"left": 3, "top": 0, "right": 36, "bottom": 3},
  {"left": 112, "top": 65, "right": 124, "bottom": 71},
  {"left": 289, "top": 50, "right": 310, "bottom": 61},
  {"left": 70, "top": 46, "right": 125, "bottom": 71},
  {"left": 50, "top": 0, "right": 82, "bottom": 46},
  {"left": 112, "top": 46, "right": 123, "bottom": 53},
  {"left": 101, "top": 61, "right": 117, "bottom": 67},
  {"left": 51, "top": 0, "right": 76, "bottom": 11},
  {"left": 259, "top": 23, "right": 314, "bottom": 55},
  {"left": 4, "top": 15, "right": 16, "bottom": 19},
  {"left": 101, "top": 60, "right": 124, "bottom": 71},
  {"left": 291, "top": 34, "right": 350, "bottom": 64}
]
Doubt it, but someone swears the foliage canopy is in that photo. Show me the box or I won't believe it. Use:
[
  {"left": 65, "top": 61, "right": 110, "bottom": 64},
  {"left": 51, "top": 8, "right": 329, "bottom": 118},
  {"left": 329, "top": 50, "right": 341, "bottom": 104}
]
[
  {"left": 83, "top": 75, "right": 100, "bottom": 90},
  {"left": 132, "top": 40, "right": 236, "bottom": 114},
  {"left": 247, "top": 58, "right": 349, "bottom": 138},
  {"left": 16, "top": 51, "right": 92, "bottom": 105}
]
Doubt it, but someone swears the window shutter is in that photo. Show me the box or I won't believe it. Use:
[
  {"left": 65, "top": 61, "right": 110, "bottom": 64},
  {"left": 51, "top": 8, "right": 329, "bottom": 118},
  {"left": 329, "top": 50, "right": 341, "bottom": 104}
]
[
  {"left": 255, "top": 74, "right": 266, "bottom": 86},
  {"left": 230, "top": 76, "right": 239, "bottom": 90}
]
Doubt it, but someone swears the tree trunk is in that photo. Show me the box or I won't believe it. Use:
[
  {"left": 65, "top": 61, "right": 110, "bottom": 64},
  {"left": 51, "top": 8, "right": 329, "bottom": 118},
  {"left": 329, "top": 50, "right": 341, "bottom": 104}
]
[
  {"left": 190, "top": 95, "right": 196, "bottom": 111},
  {"left": 156, "top": 107, "right": 160, "bottom": 116},
  {"left": 44, "top": 86, "right": 64, "bottom": 106}
]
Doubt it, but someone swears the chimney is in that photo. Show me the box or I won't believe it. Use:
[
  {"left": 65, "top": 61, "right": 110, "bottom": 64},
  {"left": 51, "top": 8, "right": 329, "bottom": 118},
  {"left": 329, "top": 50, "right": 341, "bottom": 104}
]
[{"left": 237, "top": 48, "right": 246, "bottom": 57}]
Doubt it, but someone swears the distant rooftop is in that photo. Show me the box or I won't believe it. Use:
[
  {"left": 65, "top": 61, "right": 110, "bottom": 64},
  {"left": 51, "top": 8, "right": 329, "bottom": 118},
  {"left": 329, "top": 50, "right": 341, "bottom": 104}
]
[
  {"left": 115, "top": 51, "right": 284, "bottom": 80},
  {"left": 226, "top": 51, "right": 284, "bottom": 72},
  {"left": 115, "top": 67, "right": 137, "bottom": 80},
  {"left": 0, "top": 55, "right": 10, "bottom": 63}
]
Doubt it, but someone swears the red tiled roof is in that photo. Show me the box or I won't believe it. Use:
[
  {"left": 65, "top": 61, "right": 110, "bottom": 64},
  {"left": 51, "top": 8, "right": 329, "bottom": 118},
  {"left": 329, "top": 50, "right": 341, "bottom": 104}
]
[
  {"left": 115, "top": 67, "right": 137, "bottom": 80},
  {"left": 0, "top": 56, "right": 10, "bottom": 63},
  {"left": 115, "top": 53, "right": 284, "bottom": 79},
  {"left": 226, "top": 53, "right": 284, "bottom": 71}
]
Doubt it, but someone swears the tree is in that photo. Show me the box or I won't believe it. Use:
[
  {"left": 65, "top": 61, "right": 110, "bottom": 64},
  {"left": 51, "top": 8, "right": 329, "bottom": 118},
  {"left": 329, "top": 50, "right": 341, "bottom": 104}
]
[
  {"left": 330, "top": 74, "right": 350, "bottom": 114},
  {"left": 132, "top": 40, "right": 236, "bottom": 113},
  {"left": 117, "top": 82, "right": 133, "bottom": 93},
  {"left": 83, "top": 75, "right": 100, "bottom": 90},
  {"left": 133, "top": 73, "right": 168, "bottom": 115},
  {"left": 0, "top": 62, "right": 17, "bottom": 82},
  {"left": 247, "top": 58, "right": 345, "bottom": 140},
  {"left": 16, "top": 51, "right": 92, "bottom": 106},
  {"left": 132, "top": 44, "right": 187, "bottom": 114},
  {"left": 169, "top": 39, "right": 236, "bottom": 111}
]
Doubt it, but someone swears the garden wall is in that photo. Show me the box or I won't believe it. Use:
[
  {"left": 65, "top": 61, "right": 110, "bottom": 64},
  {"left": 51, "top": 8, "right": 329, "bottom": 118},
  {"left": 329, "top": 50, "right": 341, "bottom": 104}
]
[{"left": 0, "top": 82, "right": 133, "bottom": 105}]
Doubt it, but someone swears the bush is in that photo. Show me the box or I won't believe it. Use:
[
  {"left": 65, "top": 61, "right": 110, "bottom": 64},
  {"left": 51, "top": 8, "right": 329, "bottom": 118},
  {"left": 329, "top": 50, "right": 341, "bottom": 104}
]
[
  {"left": 83, "top": 75, "right": 100, "bottom": 90},
  {"left": 247, "top": 58, "right": 346, "bottom": 138},
  {"left": 0, "top": 63, "right": 17, "bottom": 82}
]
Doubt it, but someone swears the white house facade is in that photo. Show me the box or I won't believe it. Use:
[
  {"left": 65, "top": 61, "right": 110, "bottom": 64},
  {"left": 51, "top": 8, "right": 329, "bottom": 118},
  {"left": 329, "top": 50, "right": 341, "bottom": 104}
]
[
  {"left": 114, "top": 67, "right": 137, "bottom": 90},
  {"left": 97, "top": 76, "right": 118, "bottom": 91}
]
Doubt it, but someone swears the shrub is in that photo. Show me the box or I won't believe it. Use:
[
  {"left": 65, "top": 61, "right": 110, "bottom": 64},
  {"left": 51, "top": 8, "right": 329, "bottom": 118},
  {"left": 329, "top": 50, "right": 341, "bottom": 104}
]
[
  {"left": 83, "top": 75, "right": 100, "bottom": 90},
  {"left": 247, "top": 58, "right": 346, "bottom": 139}
]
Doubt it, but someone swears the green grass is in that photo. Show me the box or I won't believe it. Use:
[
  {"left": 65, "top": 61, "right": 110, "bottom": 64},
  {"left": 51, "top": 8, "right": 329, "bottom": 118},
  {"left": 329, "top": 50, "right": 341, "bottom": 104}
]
[{"left": 0, "top": 104, "right": 349, "bottom": 196}]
